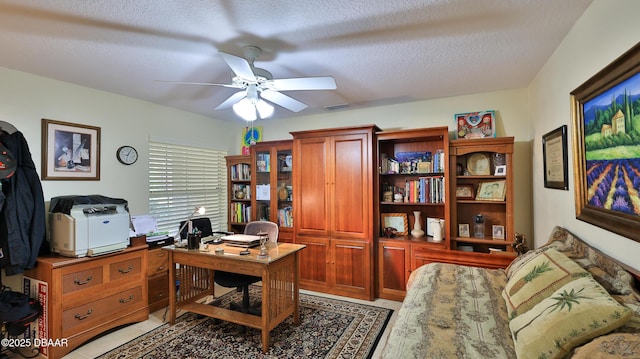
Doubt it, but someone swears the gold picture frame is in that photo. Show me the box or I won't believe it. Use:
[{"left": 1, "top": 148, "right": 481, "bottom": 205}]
[
  {"left": 381, "top": 213, "right": 408, "bottom": 236},
  {"left": 41, "top": 119, "right": 100, "bottom": 180},
  {"left": 476, "top": 180, "right": 506, "bottom": 201}
]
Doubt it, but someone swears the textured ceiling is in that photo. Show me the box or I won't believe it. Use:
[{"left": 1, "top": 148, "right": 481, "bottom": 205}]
[{"left": 0, "top": 0, "right": 592, "bottom": 123}]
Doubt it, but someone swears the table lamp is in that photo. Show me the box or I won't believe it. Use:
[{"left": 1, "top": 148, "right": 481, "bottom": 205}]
[{"left": 178, "top": 206, "right": 206, "bottom": 239}]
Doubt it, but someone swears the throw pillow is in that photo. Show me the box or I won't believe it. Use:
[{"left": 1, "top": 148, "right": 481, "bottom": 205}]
[
  {"left": 503, "top": 248, "right": 589, "bottom": 319},
  {"left": 509, "top": 276, "right": 633, "bottom": 359},
  {"left": 572, "top": 333, "right": 640, "bottom": 358}
]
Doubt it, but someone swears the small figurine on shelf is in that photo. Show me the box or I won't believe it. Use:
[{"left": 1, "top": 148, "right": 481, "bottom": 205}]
[{"left": 512, "top": 233, "right": 529, "bottom": 256}]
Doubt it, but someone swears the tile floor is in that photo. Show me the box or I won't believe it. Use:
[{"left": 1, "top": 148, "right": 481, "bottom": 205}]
[{"left": 53, "top": 285, "right": 402, "bottom": 359}]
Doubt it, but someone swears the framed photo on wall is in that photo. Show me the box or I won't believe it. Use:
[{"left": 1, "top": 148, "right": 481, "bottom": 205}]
[
  {"left": 41, "top": 119, "right": 100, "bottom": 180},
  {"left": 571, "top": 42, "right": 640, "bottom": 244},
  {"left": 542, "top": 125, "right": 568, "bottom": 190}
]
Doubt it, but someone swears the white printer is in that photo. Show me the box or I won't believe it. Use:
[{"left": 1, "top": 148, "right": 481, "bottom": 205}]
[{"left": 49, "top": 195, "right": 130, "bottom": 257}]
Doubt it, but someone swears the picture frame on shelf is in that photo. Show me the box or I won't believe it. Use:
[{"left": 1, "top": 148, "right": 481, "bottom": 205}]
[
  {"left": 492, "top": 225, "right": 505, "bottom": 240},
  {"left": 381, "top": 213, "right": 408, "bottom": 236},
  {"left": 455, "top": 184, "right": 475, "bottom": 200},
  {"left": 458, "top": 223, "right": 470, "bottom": 237},
  {"left": 571, "top": 42, "right": 640, "bottom": 244},
  {"left": 542, "top": 125, "right": 568, "bottom": 190},
  {"left": 454, "top": 110, "right": 496, "bottom": 139},
  {"left": 476, "top": 180, "right": 506, "bottom": 201},
  {"left": 41, "top": 119, "right": 100, "bottom": 180},
  {"left": 494, "top": 165, "right": 507, "bottom": 176}
]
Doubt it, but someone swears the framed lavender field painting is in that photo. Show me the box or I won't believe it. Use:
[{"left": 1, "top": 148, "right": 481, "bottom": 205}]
[{"left": 571, "top": 42, "right": 640, "bottom": 243}]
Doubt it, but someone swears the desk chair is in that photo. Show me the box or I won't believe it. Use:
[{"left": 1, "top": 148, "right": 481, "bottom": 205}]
[
  {"left": 214, "top": 221, "right": 278, "bottom": 315},
  {"left": 179, "top": 217, "right": 213, "bottom": 239}
]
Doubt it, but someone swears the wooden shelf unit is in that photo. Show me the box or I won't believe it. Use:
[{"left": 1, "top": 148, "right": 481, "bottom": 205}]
[
  {"left": 250, "top": 140, "right": 294, "bottom": 243},
  {"left": 225, "top": 155, "right": 252, "bottom": 233},
  {"left": 449, "top": 137, "right": 515, "bottom": 255},
  {"left": 375, "top": 127, "right": 450, "bottom": 301}
]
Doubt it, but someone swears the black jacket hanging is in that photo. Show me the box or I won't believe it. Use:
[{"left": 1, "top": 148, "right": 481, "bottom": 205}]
[{"left": 0, "top": 131, "right": 46, "bottom": 275}]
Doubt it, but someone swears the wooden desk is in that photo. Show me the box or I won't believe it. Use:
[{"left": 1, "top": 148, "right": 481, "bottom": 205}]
[{"left": 164, "top": 242, "right": 305, "bottom": 353}]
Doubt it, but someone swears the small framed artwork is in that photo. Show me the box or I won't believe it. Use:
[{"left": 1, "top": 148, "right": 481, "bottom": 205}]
[
  {"left": 458, "top": 224, "right": 470, "bottom": 237},
  {"left": 494, "top": 165, "right": 506, "bottom": 176},
  {"left": 455, "top": 184, "right": 475, "bottom": 199},
  {"left": 41, "top": 119, "right": 100, "bottom": 180},
  {"left": 476, "top": 180, "right": 506, "bottom": 201},
  {"left": 542, "top": 125, "right": 568, "bottom": 190},
  {"left": 381, "top": 213, "right": 408, "bottom": 236},
  {"left": 492, "top": 225, "right": 505, "bottom": 240},
  {"left": 454, "top": 110, "right": 496, "bottom": 139}
]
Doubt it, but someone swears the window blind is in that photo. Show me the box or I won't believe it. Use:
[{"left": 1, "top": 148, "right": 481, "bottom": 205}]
[{"left": 148, "top": 141, "right": 227, "bottom": 235}]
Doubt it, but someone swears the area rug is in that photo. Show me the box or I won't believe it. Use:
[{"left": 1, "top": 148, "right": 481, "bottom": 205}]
[{"left": 96, "top": 286, "right": 393, "bottom": 359}]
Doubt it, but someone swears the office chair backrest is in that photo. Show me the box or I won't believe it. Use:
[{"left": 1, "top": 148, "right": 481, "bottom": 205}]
[
  {"left": 179, "top": 217, "right": 213, "bottom": 239},
  {"left": 244, "top": 221, "right": 278, "bottom": 243}
]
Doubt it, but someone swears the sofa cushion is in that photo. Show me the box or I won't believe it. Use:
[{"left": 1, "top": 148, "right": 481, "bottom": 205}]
[
  {"left": 545, "top": 226, "right": 637, "bottom": 295},
  {"left": 503, "top": 248, "right": 589, "bottom": 319},
  {"left": 509, "top": 276, "right": 633, "bottom": 359}
]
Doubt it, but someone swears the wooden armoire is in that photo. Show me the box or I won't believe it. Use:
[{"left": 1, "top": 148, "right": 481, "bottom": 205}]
[{"left": 291, "top": 125, "right": 379, "bottom": 300}]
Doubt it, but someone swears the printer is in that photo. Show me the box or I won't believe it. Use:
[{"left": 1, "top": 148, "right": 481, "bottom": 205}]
[{"left": 48, "top": 195, "right": 130, "bottom": 257}]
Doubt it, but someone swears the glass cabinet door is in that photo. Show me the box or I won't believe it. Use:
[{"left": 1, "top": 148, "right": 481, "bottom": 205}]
[
  {"left": 255, "top": 149, "right": 271, "bottom": 221},
  {"left": 276, "top": 149, "right": 293, "bottom": 228}
]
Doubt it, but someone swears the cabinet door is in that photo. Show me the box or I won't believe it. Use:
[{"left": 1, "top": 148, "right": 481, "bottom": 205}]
[
  {"left": 332, "top": 239, "right": 371, "bottom": 298},
  {"left": 296, "top": 236, "right": 329, "bottom": 289},
  {"left": 331, "top": 134, "right": 372, "bottom": 239},
  {"left": 377, "top": 240, "right": 410, "bottom": 300},
  {"left": 294, "top": 137, "right": 330, "bottom": 236}
]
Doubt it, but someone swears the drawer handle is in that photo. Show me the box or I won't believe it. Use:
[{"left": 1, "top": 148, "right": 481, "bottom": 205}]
[
  {"left": 157, "top": 265, "right": 166, "bottom": 271},
  {"left": 75, "top": 309, "right": 93, "bottom": 320},
  {"left": 74, "top": 276, "right": 93, "bottom": 285},
  {"left": 118, "top": 265, "right": 134, "bottom": 274},
  {"left": 119, "top": 294, "right": 134, "bottom": 304}
]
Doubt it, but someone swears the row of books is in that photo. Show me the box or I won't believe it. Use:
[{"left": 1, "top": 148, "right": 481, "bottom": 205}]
[
  {"left": 382, "top": 176, "right": 445, "bottom": 203},
  {"left": 277, "top": 206, "right": 293, "bottom": 228},
  {"left": 230, "top": 202, "right": 251, "bottom": 223},
  {"left": 231, "top": 163, "right": 251, "bottom": 181},
  {"left": 23, "top": 276, "right": 49, "bottom": 357},
  {"left": 380, "top": 150, "right": 445, "bottom": 174}
]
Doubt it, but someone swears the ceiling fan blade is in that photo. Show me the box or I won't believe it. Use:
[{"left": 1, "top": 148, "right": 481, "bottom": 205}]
[
  {"left": 154, "top": 80, "right": 241, "bottom": 88},
  {"left": 219, "top": 51, "right": 256, "bottom": 82},
  {"left": 271, "top": 76, "right": 337, "bottom": 91},
  {"left": 215, "top": 91, "right": 247, "bottom": 110},
  {"left": 261, "top": 90, "right": 308, "bottom": 112}
]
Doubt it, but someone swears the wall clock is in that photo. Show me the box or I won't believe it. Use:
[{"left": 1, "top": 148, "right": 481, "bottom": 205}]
[{"left": 116, "top": 145, "right": 138, "bottom": 165}]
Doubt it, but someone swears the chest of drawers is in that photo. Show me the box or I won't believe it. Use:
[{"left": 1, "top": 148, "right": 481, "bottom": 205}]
[{"left": 24, "top": 245, "right": 148, "bottom": 359}]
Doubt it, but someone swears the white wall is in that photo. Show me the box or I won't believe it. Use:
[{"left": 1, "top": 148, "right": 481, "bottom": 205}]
[
  {"left": 530, "top": 0, "right": 640, "bottom": 271},
  {"left": 0, "top": 67, "right": 243, "bottom": 216}
]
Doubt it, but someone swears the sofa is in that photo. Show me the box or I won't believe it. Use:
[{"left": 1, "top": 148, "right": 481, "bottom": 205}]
[{"left": 381, "top": 226, "right": 640, "bottom": 358}]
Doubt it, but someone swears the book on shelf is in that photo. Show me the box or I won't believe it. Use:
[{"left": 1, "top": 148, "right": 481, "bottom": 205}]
[
  {"left": 231, "top": 163, "right": 251, "bottom": 181},
  {"left": 256, "top": 153, "right": 270, "bottom": 172}
]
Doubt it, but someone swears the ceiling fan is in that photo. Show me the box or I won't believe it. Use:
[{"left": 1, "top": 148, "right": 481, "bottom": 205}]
[{"left": 159, "top": 46, "right": 337, "bottom": 121}]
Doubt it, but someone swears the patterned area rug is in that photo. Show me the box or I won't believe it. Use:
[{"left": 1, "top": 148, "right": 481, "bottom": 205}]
[{"left": 96, "top": 286, "right": 393, "bottom": 359}]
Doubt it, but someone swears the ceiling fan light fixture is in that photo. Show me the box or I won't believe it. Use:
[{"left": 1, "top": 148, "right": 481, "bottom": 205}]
[
  {"left": 255, "top": 100, "right": 274, "bottom": 119},
  {"left": 233, "top": 97, "right": 257, "bottom": 121}
]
